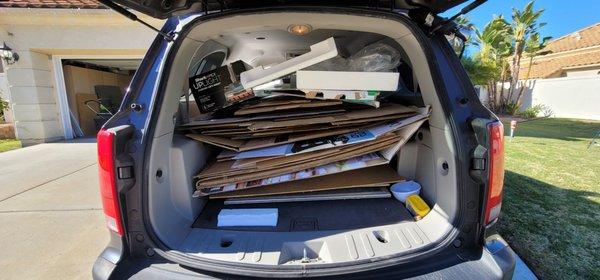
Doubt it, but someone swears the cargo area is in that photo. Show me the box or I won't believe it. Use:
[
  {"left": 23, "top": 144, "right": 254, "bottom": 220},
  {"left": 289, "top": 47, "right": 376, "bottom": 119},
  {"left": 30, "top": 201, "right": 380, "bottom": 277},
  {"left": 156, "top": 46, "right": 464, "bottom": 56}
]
[
  {"left": 144, "top": 11, "right": 460, "bottom": 269},
  {"left": 193, "top": 196, "right": 413, "bottom": 232}
]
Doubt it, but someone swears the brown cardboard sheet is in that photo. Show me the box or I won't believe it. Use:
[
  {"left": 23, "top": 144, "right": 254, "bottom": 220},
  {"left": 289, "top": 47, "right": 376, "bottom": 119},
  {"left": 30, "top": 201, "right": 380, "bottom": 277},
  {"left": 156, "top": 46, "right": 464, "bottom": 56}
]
[
  {"left": 195, "top": 117, "right": 426, "bottom": 181},
  {"left": 331, "top": 113, "right": 413, "bottom": 126},
  {"left": 248, "top": 104, "right": 417, "bottom": 131},
  {"left": 194, "top": 118, "right": 426, "bottom": 195},
  {"left": 187, "top": 124, "right": 361, "bottom": 152},
  {"left": 179, "top": 108, "right": 346, "bottom": 129},
  {"left": 235, "top": 99, "right": 343, "bottom": 115},
  {"left": 196, "top": 132, "right": 398, "bottom": 179},
  {"left": 195, "top": 136, "right": 398, "bottom": 187},
  {"left": 232, "top": 133, "right": 399, "bottom": 170},
  {"left": 243, "top": 98, "right": 311, "bottom": 108},
  {"left": 209, "top": 165, "right": 404, "bottom": 199},
  {"left": 186, "top": 134, "right": 245, "bottom": 150},
  {"left": 196, "top": 153, "right": 389, "bottom": 196}
]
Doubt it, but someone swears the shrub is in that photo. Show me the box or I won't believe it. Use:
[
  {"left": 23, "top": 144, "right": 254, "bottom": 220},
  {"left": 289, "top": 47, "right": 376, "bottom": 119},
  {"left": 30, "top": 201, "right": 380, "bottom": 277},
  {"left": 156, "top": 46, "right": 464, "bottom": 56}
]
[
  {"left": 505, "top": 102, "right": 520, "bottom": 116},
  {"left": 0, "top": 93, "right": 8, "bottom": 122},
  {"left": 518, "top": 104, "right": 551, "bottom": 119},
  {"left": 538, "top": 104, "right": 553, "bottom": 117}
]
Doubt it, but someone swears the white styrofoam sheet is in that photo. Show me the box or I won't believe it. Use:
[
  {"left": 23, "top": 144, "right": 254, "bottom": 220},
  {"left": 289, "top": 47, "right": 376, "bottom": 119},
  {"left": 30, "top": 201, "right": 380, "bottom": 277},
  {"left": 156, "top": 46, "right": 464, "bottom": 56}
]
[
  {"left": 297, "top": 70, "right": 399, "bottom": 91},
  {"left": 217, "top": 208, "right": 279, "bottom": 227},
  {"left": 241, "top": 37, "right": 339, "bottom": 89}
]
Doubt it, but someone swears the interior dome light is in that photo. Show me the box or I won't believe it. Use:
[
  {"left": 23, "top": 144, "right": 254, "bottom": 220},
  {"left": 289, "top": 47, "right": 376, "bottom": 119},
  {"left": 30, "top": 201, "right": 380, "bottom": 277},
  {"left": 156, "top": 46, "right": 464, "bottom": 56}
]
[{"left": 288, "top": 24, "right": 312, "bottom": 35}]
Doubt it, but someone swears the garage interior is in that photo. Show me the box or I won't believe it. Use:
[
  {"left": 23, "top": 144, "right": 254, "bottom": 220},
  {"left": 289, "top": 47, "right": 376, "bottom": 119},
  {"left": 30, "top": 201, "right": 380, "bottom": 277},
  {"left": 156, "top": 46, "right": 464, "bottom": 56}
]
[{"left": 61, "top": 59, "right": 140, "bottom": 137}]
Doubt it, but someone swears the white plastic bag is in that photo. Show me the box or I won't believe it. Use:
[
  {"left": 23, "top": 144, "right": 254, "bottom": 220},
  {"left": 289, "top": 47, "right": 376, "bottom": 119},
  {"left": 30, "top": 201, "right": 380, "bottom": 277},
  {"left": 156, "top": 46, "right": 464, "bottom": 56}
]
[
  {"left": 347, "top": 42, "right": 402, "bottom": 72},
  {"left": 306, "top": 42, "right": 401, "bottom": 72}
]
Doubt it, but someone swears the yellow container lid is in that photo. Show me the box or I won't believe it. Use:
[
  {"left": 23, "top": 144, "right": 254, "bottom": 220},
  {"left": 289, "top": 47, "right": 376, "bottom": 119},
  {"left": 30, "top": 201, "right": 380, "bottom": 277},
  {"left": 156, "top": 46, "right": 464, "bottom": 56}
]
[{"left": 406, "top": 194, "right": 431, "bottom": 220}]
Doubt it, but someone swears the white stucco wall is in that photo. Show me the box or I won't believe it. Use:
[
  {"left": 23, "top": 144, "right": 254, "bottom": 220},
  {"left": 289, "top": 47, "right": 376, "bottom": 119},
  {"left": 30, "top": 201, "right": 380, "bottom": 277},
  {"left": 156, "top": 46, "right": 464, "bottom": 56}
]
[
  {"left": 526, "top": 76, "right": 600, "bottom": 120},
  {"left": 565, "top": 68, "right": 600, "bottom": 77},
  {"left": 477, "top": 76, "right": 600, "bottom": 120},
  {"left": 0, "top": 8, "right": 161, "bottom": 144}
]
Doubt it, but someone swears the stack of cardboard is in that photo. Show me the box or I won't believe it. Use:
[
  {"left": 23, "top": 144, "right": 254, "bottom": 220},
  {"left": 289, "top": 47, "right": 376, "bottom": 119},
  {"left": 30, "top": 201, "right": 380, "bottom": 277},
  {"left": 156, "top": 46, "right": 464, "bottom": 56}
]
[
  {"left": 182, "top": 37, "right": 430, "bottom": 199},
  {"left": 183, "top": 100, "right": 429, "bottom": 198}
]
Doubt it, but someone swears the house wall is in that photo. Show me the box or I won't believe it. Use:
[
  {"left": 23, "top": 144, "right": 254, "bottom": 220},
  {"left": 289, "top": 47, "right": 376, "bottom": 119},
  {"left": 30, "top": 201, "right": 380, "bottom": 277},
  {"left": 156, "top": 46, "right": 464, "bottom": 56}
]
[
  {"left": 526, "top": 76, "right": 600, "bottom": 120},
  {"left": 565, "top": 68, "right": 600, "bottom": 77},
  {"left": 477, "top": 76, "right": 600, "bottom": 120},
  {"left": 0, "top": 8, "right": 160, "bottom": 144}
]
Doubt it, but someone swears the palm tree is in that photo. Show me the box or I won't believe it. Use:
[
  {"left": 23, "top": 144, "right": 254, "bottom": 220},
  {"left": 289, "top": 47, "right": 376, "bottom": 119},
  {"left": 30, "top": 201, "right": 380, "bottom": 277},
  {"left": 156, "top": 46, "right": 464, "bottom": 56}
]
[
  {"left": 508, "top": 1, "right": 546, "bottom": 100},
  {"left": 450, "top": 16, "right": 475, "bottom": 56},
  {"left": 472, "top": 15, "right": 512, "bottom": 111}
]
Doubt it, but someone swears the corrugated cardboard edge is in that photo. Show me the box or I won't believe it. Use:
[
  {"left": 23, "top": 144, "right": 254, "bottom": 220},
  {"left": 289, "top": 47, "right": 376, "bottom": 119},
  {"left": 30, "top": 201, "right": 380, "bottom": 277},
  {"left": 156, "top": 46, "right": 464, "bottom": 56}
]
[{"left": 209, "top": 165, "right": 404, "bottom": 199}]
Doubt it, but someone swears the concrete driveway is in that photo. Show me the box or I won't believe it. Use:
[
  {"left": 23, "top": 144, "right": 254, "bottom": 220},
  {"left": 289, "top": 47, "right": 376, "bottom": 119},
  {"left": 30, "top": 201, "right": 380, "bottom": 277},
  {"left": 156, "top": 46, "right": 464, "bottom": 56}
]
[
  {"left": 0, "top": 139, "right": 107, "bottom": 279},
  {"left": 0, "top": 138, "right": 537, "bottom": 280}
]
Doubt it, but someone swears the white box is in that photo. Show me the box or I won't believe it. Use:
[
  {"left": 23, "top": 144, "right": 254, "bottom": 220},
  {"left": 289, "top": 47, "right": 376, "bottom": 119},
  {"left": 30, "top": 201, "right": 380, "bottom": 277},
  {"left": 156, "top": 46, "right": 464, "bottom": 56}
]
[{"left": 296, "top": 70, "right": 399, "bottom": 91}]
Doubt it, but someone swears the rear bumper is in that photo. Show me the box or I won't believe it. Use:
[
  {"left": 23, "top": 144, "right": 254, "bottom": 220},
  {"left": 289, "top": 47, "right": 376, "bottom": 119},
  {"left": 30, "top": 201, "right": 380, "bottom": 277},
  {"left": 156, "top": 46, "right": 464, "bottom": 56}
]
[
  {"left": 93, "top": 234, "right": 515, "bottom": 279},
  {"left": 92, "top": 232, "right": 125, "bottom": 280}
]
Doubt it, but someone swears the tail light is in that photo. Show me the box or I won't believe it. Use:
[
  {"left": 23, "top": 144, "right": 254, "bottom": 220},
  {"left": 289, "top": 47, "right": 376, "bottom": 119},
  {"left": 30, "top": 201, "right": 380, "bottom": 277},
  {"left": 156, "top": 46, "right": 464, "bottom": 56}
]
[
  {"left": 97, "top": 129, "right": 124, "bottom": 236},
  {"left": 484, "top": 121, "right": 505, "bottom": 226}
]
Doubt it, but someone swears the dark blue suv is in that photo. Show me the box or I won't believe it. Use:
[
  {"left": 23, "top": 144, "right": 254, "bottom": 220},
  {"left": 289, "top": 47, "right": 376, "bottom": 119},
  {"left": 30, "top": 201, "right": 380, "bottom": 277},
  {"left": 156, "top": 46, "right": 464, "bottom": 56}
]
[{"left": 92, "top": 1, "right": 516, "bottom": 278}]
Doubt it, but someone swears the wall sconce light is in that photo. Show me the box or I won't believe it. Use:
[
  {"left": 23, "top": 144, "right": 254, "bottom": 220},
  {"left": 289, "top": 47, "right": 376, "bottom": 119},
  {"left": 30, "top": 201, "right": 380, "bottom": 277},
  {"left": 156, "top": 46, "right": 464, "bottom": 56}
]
[{"left": 0, "top": 42, "right": 19, "bottom": 65}]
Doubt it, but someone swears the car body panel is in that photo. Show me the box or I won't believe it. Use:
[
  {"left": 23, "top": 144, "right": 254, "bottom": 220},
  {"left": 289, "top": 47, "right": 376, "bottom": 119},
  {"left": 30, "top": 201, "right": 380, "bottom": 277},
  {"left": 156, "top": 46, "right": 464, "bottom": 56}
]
[{"left": 96, "top": 235, "right": 515, "bottom": 279}]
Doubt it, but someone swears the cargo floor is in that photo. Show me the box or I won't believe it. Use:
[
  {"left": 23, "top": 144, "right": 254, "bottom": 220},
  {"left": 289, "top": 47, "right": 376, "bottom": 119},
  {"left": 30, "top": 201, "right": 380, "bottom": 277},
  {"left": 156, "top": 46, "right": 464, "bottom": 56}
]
[{"left": 192, "top": 197, "right": 414, "bottom": 232}]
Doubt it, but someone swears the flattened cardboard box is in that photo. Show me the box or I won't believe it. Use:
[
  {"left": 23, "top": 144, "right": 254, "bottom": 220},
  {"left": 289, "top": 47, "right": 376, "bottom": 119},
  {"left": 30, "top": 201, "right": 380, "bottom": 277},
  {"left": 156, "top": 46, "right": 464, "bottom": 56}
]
[
  {"left": 196, "top": 118, "right": 426, "bottom": 181},
  {"left": 178, "top": 108, "right": 346, "bottom": 130},
  {"left": 195, "top": 153, "right": 389, "bottom": 196},
  {"left": 195, "top": 132, "right": 400, "bottom": 182},
  {"left": 210, "top": 165, "right": 404, "bottom": 199},
  {"left": 186, "top": 106, "right": 422, "bottom": 152},
  {"left": 247, "top": 104, "right": 417, "bottom": 131},
  {"left": 234, "top": 99, "right": 342, "bottom": 116},
  {"left": 184, "top": 104, "right": 421, "bottom": 150},
  {"left": 233, "top": 107, "right": 429, "bottom": 159},
  {"left": 194, "top": 120, "right": 425, "bottom": 196}
]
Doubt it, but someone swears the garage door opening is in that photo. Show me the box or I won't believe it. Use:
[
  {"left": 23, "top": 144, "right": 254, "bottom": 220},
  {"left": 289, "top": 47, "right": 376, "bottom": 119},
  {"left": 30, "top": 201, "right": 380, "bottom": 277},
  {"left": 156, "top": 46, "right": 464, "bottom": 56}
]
[{"left": 61, "top": 59, "right": 140, "bottom": 137}]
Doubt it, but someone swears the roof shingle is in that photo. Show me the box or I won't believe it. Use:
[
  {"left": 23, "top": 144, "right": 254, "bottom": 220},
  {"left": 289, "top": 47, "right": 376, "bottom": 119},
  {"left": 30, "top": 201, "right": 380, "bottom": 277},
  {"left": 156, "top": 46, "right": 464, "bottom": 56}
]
[
  {"left": 519, "top": 22, "right": 600, "bottom": 79},
  {"left": 0, "top": 0, "right": 104, "bottom": 9},
  {"left": 520, "top": 49, "right": 600, "bottom": 79},
  {"left": 544, "top": 22, "right": 600, "bottom": 53}
]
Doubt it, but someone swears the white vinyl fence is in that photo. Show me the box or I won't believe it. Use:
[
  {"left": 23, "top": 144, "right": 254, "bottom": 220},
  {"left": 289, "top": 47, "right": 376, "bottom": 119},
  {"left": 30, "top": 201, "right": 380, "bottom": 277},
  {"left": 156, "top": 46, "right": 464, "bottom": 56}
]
[{"left": 476, "top": 75, "right": 600, "bottom": 120}]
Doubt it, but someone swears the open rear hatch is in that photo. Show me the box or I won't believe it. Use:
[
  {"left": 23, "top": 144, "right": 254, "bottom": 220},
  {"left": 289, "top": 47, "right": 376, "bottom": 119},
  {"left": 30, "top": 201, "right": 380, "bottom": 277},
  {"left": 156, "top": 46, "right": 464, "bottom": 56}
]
[
  {"left": 99, "top": 0, "right": 470, "bottom": 19},
  {"left": 138, "top": 5, "right": 476, "bottom": 277}
]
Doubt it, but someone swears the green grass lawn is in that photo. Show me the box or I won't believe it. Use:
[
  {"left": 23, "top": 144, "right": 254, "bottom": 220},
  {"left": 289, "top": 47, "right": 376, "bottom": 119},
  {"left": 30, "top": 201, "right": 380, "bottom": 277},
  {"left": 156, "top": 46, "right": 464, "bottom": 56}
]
[
  {"left": 0, "top": 139, "right": 21, "bottom": 153},
  {"left": 497, "top": 118, "right": 600, "bottom": 280}
]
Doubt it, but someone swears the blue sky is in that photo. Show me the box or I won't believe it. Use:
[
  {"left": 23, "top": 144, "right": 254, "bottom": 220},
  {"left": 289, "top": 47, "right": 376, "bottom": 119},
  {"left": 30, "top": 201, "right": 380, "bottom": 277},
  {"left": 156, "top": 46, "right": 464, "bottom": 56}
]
[{"left": 444, "top": 0, "right": 600, "bottom": 42}]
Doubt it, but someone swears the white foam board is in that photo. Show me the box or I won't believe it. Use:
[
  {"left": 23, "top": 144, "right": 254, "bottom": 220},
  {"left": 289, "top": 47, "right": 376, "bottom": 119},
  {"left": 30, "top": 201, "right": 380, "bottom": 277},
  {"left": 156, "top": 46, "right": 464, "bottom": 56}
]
[
  {"left": 241, "top": 37, "right": 339, "bottom": 89},
  {"left": 217, "top": 208, "right": 278, "bottom": 227},
  {"left": 297, "top": 71, "right": 399, "bottom": 91}
]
